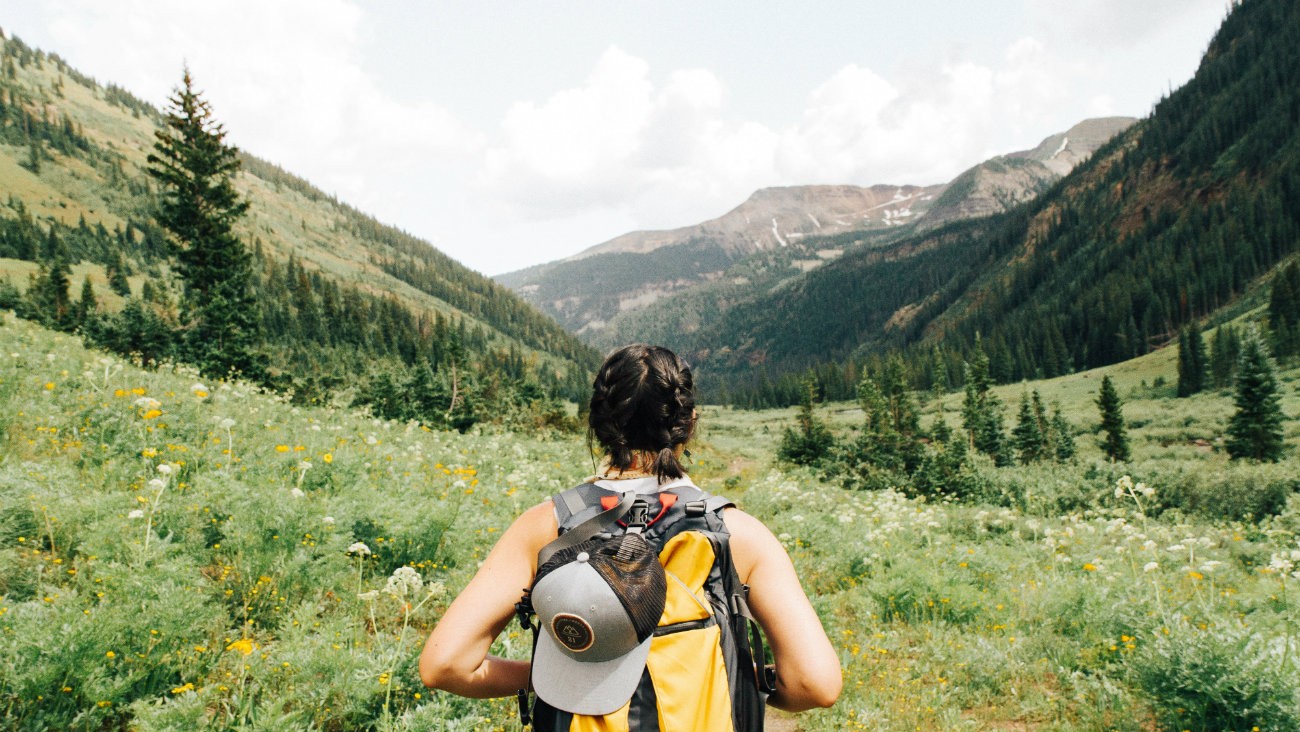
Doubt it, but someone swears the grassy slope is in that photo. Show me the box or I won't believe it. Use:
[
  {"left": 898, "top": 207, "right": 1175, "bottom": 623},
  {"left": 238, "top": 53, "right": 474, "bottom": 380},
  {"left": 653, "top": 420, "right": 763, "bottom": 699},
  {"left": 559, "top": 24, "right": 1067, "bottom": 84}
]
[
  {"left": 0, "top": 38, "right": 593, "bottom": 379},
  {"left": 4, "top": 312, "right": 1299, "bottom": 731}
]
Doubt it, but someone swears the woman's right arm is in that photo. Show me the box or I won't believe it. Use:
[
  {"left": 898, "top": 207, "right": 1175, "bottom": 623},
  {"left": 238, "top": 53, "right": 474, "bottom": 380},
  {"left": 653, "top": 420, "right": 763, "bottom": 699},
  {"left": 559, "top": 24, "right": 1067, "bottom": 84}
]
[
  {"left": 418, "top": 500, "right": 556, "bottom": 697},
  {"left": 724, "top": 508, "right": 843, "bottom": 712}
]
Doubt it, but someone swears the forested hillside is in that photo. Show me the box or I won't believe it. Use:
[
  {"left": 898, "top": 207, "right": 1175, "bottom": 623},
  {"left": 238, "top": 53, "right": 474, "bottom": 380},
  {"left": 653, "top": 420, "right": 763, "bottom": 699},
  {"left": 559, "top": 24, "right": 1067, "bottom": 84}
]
[
  {"left": 669, "top": 0, "right": 1300, "bottom": 405},
  {"left": 0, "top": 31, "right": 598, "bottom": 426}
]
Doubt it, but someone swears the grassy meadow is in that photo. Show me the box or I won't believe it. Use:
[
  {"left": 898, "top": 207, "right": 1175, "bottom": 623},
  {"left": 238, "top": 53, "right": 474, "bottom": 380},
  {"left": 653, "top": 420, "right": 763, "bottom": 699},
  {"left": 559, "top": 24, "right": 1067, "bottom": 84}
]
[{"left": 2, "top": 313, "right": 1299, "bottom": 731}]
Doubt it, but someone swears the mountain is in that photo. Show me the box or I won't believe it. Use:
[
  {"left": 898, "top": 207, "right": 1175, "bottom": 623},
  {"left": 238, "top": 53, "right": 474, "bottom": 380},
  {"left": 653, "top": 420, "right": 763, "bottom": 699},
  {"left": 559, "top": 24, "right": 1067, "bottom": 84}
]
[
  {"left": 659, "top": 0, "right": 1300, "bottom": 404},
  {"left": 0, "top": 31, "right": 599, "bottom": 418},
  {"left": 917, "top": 117, "right": 1135, "bottom": 231},
  {"left": 499, "top": 118, "right": 1131, "bottom": 337},
  {"left": 497, "top": 183, "right": 942, "bottom": 333}
]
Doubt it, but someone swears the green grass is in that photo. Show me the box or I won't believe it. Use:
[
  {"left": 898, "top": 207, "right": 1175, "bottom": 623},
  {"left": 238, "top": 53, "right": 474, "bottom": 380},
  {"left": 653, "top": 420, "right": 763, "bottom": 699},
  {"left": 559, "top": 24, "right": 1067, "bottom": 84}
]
[{"left": 1, "top": 316, "right": 1298, "bottom": 730}]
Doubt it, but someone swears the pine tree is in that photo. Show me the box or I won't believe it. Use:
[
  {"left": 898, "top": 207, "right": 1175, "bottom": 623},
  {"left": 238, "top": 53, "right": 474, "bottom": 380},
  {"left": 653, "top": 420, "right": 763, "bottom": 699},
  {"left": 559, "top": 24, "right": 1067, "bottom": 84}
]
[
  {"left": 1096, "top": 374, "right": 1131, "bottom": 462},
  {"left": 1177, "top": 325, "right": 1207, "bottom": 396},
  {"left": 777, "top": 375, "right": 834, "bottom": 466},
  {"left": 1049, "top": 403, "right": 1076, "bottom": 461},
  {"left": 1012, "top": 390, "right": 1050, "bottom": 464},
  {"left": 1226, "top": 331, "right": 1286, "bottom": 461},
  {"left": 75, "top": 275, "right": 96, "bottom": 325},
  {"left": 147, "top": 68, "right": 263, "bottom": 380},
  {"left": 961, "top": 341, "right": 1009, "bottom": 465}
]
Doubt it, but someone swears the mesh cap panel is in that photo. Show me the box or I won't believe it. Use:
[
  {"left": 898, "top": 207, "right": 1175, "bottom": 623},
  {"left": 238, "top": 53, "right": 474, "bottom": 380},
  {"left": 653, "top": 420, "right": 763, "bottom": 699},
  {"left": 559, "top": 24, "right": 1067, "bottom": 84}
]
[{"left": 534, "top": 532, "right": 666, "bottom": 642}]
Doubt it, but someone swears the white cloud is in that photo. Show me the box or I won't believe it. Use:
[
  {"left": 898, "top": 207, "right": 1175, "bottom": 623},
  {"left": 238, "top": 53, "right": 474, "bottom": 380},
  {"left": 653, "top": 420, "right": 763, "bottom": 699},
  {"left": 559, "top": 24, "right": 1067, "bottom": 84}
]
[{"left": 38, "top": 0, "right": 481, "bottom": 215}]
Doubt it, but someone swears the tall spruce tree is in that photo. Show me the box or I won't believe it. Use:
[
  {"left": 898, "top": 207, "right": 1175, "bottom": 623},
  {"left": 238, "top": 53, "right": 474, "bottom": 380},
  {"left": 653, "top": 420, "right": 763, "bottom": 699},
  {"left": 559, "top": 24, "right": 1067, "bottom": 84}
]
[
  {"left": 147, "top": 68, "right": 263, "bottom": 379},
  {"left": 1096, "top": 374, "right": 1131, "bottom": 462},
  {"left": 1226, "top": 331, "right": 1286, "bottom": 461},
  {"left": 1177, "top": 325, "right": 1207, "bottom": 396},
  {"left": 961, "top": 340, "right": 1009, "bottom": 465},
  {"left": 1012, "top": 390, "right": 1048, "bottom": 464}
]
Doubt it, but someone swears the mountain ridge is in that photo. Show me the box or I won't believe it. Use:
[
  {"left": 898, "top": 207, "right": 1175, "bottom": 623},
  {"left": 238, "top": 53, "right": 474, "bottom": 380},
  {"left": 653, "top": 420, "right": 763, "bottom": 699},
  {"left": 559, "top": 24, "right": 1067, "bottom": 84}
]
[{"left": 499, "top": 116, "right": 1134, "bottom": 338}]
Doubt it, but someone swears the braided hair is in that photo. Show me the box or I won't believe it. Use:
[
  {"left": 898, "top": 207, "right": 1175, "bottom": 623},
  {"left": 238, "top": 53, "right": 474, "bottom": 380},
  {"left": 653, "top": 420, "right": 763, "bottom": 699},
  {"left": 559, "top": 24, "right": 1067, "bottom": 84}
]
[{"left": 588, "top": 344, "right": 696, "bottom": 482}]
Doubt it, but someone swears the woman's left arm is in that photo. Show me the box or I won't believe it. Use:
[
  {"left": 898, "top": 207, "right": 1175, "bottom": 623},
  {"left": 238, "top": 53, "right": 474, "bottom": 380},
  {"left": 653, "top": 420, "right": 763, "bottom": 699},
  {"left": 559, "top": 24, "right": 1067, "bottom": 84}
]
[
  {"left": 725, "top": 508, "right": 843, "bottom": 711},
  {"left": 419, "top": 500, "right": 556, "bottom": 697}
]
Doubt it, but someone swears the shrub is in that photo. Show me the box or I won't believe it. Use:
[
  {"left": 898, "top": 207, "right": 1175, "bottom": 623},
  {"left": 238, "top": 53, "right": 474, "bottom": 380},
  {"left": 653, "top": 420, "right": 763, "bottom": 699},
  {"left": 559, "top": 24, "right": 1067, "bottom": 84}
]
[{"left": 1128, "top": 621, "right": 1300, "bottom": 732}]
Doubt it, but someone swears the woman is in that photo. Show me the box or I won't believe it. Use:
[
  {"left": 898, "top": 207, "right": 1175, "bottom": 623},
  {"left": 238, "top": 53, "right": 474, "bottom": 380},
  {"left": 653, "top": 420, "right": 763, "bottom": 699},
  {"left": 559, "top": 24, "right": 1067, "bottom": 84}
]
[{"left": 420, "top": 344, "right": 841, "bottom": 725}]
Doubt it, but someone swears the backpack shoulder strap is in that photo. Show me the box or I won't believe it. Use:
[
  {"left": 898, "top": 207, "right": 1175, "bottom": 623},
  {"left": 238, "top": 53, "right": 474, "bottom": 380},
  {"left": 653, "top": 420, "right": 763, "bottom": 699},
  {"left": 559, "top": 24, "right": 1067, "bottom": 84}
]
[{"left": 537, "top": 485, "right": 635, "bottom": 566}]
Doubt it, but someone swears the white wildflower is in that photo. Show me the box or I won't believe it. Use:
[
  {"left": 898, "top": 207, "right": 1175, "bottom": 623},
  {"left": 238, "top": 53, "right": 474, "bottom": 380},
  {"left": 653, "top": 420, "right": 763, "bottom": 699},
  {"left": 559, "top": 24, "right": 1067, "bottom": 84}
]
[
  {"left": 156, "top": 463, "right": 174, "bottom": 475},
  {"left": 1143, "top": 562, "right": 1159, "bottom": 573},
  {"left": 1269, "top": 555, "right": 1295, "bottom": 574},
  {"left": 147, "top": 478, "right": 166, "bottom": 490},
  {"left": 128, "top": 509, "right": 145, "bottom": 519},
  {"left": 290, "top": 487, "right": 305, "bottom": 499},
  {"left": 384, "top": 566, "right": 423, "bottom": 598},
  {"left": 425, "top": 581, "right": 446, "bottom": 599},
  {"left": 1137, "top": 483, "right": 1154, "bottom": 497},
  {"left": 1199, "top": 561, "right": 1223, "bottom": 573},
  {"left": 134, "top": 397, "right": 161, "bottom": 409},
  {"left": 323, "top": 516, "right": 336, "bottom": 526},
  {"left": 219, "top": 417, "right": 236, "bottom": 429},
  {"left": 347, "top": 542, "right": 372, "bottom": 556},
  {"left": 297, "top": 461, "right": 312, "bottom": 471},
  {"left": 191, "top": 383, "right": 208, "bottom": 395},
  {"left": 1167, "top": 544, "right": 1186, "bottom": 553},
  {"left": 358, "top": 590, "right": 379, "bottom": 602}
]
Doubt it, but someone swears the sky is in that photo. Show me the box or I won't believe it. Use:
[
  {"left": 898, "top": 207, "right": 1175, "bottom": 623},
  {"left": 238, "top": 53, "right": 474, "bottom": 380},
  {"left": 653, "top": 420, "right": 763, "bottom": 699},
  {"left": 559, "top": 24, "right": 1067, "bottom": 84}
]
[{"left": 4, "top": 1, "right": 1229, "bottom": 276}]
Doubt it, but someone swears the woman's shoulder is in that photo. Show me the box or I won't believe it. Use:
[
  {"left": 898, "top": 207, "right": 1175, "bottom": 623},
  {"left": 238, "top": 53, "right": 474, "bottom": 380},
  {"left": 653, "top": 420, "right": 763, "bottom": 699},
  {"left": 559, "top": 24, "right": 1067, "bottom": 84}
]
[{"left": 719, "top": 506, "right": 783, "bottom": 582}]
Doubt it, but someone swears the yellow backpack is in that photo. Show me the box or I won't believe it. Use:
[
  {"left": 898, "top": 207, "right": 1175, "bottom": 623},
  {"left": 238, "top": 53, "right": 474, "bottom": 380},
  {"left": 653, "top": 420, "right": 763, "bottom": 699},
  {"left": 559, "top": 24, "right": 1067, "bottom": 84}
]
[{"left": 517, "top": 483, "right": 773, "bottom": 731}]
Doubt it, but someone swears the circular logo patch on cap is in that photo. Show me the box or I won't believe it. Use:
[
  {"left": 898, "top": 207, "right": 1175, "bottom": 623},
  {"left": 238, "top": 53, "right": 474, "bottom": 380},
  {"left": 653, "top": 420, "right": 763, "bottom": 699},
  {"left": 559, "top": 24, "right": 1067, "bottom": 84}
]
[{"left": 550, "top": 613, "right": 595, "bottom": 652}]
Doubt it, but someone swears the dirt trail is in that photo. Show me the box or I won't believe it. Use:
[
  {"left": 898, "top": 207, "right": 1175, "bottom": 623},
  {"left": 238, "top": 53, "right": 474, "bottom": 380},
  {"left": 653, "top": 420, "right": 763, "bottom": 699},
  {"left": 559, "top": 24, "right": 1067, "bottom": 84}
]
[{"left": 765, "top": 710, "right": 799, "bottom": 731}]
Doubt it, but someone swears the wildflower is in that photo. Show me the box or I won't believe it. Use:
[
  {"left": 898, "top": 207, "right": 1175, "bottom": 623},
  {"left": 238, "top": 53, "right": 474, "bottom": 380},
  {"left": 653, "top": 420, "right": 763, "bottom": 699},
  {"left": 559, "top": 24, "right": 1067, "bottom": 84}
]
[
  {"left": 105, "top": 651, "right": 116, "bottom": 659},
  {"left": 44, "top": 382, "right": 55, "bottom": 391},
  {"left": 275, "top": 445, "right": 290, "bottom": 453},
  {"left": 1082, "top": 563, "right": 1099, "bottom": 572},
  {"left": 323, "top": 453, "right": 333, "bottom": 464},
  {"left": 226, "top": 638, "right": 258, "bottom": 655},
  {"left": 358, "top": 590, "right": 380, "bottom": 602},
  {"left": 128, "top": 509, "right": 145, "bottom": 520},
  {"left": 1143, "top": 562, "right": 1159, "bottom": 572},
  {"left": 347, "top": 542, "right": 371, "bottom": 556},
  {"left": 290, "top": 487, "right": 305, "bottom": 499},
  {"left": 1269, "top": 555, "right": 1295, "bottom": 574},
  {"left": 157, "top": 463, "right": 174, "bottom": 475},
  {"left": 425, "top": 581, "right": 446, "bottom": 599},
  {"left": 171, "top": 682, "right": 195, "bottom": 694},
  {"left": 141, "top": 409, "right": 163, "bottom": 420},
  {"left": 297, "top": 460, "right": 312, "bottom": 471},
  {"left": 191, "top": 383, "right": 209, "bottom": 399},
  {"left": 219, "top": 417, "right": 236, "bottom": 429},
  {"left": 134, "top": 396, "right": 161, "bottom": 409},
  {"left": 1137, "top": 482, "right": 1154, "bottom": 497},
  {"left": 323, "top": 516, "right": 336, "bottom": 526},
  {"left": 148, "top": 478, "right": 166, "bottom": 490},
  {"left": 384, "top": 566, "right": 423, "bottom": 598}
]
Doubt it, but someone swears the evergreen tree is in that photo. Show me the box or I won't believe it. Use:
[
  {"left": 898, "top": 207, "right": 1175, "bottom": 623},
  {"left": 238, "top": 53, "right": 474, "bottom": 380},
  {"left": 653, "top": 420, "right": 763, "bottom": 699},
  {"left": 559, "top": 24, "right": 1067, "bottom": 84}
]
[
  {"left": 1226, "top": 331, "right": 1286, "bottom": 461},
  {"left": 75, "top": 275, "right": 96, "bottom": 325},
  {"left": 147, "top": 68, "right": 263, "bottom": 380},
  {"left": 777, "top": 375, "right": 834, "bottom": 466},
  {"left": 1049, "top": 403, "right": 1076, "bottom": 461},
  {"left": 1268, "top": 261, "right": 1300, "bottom": 361},
  {"left": 107, "top": 252, "right": 131, "bottom": 297},
  {"left": 1096, "top": 374, "right": 1131, "bottom": 462},
  {"left": 1012, "top": 390, "right": 1049, "bottom": 464},
  {"left": 1210, "top": 325, "right": 1241, "bottom": 389},
  {"left": 1177, "top": 325, "right": 1208, "bottom": 396},
  {"left": 960, "top": 341, "right": 1009, "bottom": 465}
]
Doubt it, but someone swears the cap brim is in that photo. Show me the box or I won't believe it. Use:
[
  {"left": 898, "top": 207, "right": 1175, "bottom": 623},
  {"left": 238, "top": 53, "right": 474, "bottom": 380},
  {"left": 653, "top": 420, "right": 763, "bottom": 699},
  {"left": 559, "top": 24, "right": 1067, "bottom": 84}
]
[{"left": 531, "top": 630, "right": 653, "bottom": 716}]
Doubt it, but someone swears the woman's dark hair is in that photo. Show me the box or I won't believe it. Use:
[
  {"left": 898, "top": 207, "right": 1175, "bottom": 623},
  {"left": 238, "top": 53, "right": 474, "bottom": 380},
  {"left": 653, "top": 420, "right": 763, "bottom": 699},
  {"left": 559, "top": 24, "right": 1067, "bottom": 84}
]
[{"left": 589, "top": 344, "right": 696, "bottom": 482}]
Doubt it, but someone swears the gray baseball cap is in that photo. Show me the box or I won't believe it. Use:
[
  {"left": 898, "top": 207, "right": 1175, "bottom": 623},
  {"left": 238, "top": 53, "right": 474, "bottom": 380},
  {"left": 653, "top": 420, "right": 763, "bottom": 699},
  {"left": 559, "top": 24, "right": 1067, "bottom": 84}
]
[{"left": 530, "top": 533, "right": 667, "bottom": 715}]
